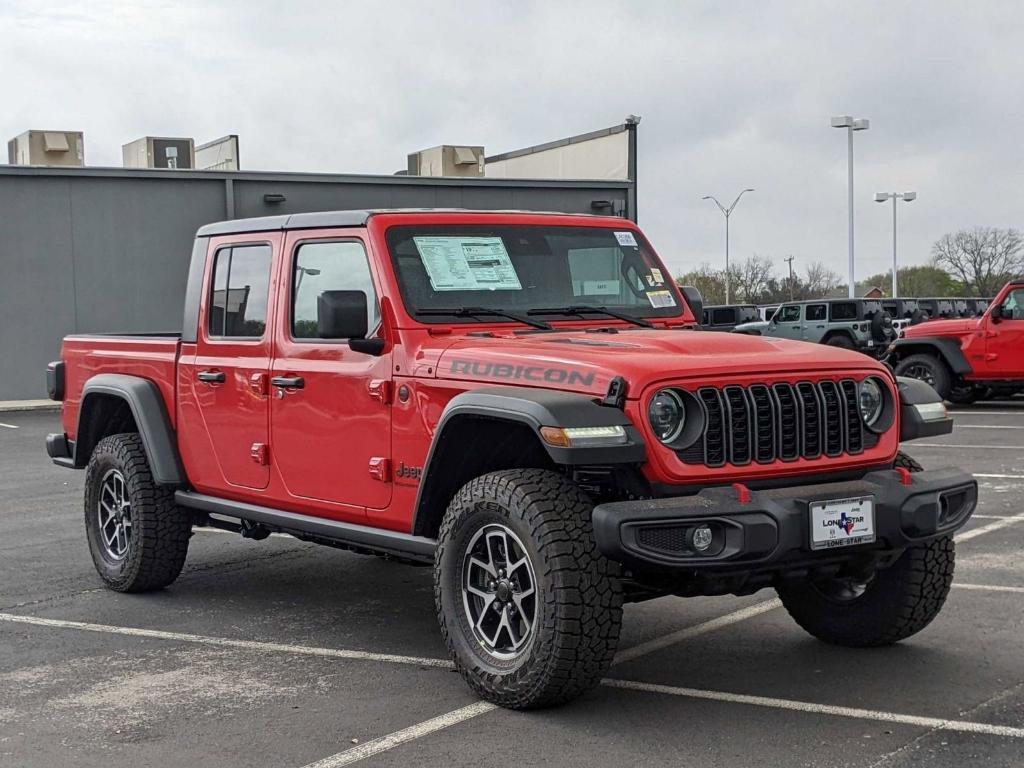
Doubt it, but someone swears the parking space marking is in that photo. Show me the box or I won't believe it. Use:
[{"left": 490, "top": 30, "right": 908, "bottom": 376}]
[
  {"left": 954, "top": 583, "right": 1024, "bottom": 594},
  {"left": 0, "top": 612, "right": 454, "bottom": 668},
  {"left": 975, "top": 473, "right": 1024, "bottom": 480},
  {"left": 971, "top": 514, "right": 1018, "bottom": 519},
  {"left": 956, "top": 514, "right": 1024, "bottom": 542},
  {"left": 301, "top": 702, "right": 497, "bottom": 768},
  {"left": 957, "top": 424, "right": 1024, "bottom": 430},
  {"left": 612, "top": 599, "right": 781, "bottom": 665},
  {"left": 0, "top": 422, "right": 18, "bottom": 429},
  {"left": 903, "top": 443, "right": 1024, "bottom": 449},
  {"left": 602, "top": 679, "right": 1024, "bottom": 738}
]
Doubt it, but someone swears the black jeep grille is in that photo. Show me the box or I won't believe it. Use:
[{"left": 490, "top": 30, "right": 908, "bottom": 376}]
[{"left": 678, "top": 380, "right": 874, "bottom": 467}]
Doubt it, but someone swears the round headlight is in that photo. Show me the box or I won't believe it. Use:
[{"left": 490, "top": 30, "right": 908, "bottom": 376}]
[
  {"left": 859, "top": 378, "right": 884, "bottom": 427},
  {"left": 648, "top": 389, "right": 685, "bottom": 443}
]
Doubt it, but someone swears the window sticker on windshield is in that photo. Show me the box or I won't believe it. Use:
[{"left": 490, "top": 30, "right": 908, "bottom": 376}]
[
  {"left": 582, "top": 280, "right": 621, "bottom": 295},
  {"left": 614, "top": 231, "right": 638, "bottom": 247},
  {"left": 649, "top": 267, "right": 665, "bottom": 285},
  {"left": 647, "top": 290, "right": 676, "bottom": 308},
  {"left": 413, "top": 236, "right": 522, "bottom": 292}
]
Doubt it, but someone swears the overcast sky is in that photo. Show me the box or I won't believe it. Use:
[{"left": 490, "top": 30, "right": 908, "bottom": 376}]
[{"left": 3, "top": 1, "right": 1022, "bottom": 281}]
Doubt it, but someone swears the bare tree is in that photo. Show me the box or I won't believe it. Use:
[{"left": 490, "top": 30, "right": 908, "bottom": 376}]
[
  {"left": 932, "top": 227, "right": 1024, "bottom": 296},
  {"left": 802, "top": 261, "right": 843, "bottom": 299},
  {"left": 731, "top": 254, "right": 775, "bottom": 303}
]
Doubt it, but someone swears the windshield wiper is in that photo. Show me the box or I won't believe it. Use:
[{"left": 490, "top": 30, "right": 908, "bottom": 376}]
[
  {"left": 527, "top": 305, "right": 654, "bottom": 329},
  {"left": 415, "top": 307, "right": 552, "bottom": 331}
]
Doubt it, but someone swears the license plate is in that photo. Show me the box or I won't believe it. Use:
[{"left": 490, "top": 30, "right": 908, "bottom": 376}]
[{"left": 809, "top": 497, "right": 875, "bottom": 550}]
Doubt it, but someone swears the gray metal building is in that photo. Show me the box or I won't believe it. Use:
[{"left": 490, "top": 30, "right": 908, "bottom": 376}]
[{"left": 0, "top": 166, "right": 634, "bottom": 400}]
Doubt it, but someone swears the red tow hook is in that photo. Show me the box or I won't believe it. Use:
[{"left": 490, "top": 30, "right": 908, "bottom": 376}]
[
  {"left": 732, "top": 483, "right": 752, "bottom": 504},
  {"left": 895, "top": 467, "right": 914, "bottom": 486}
]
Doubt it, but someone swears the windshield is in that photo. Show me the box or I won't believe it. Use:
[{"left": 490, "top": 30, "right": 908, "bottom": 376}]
[{"left": 385, "top": 225, "right": 685, "bottom": 324}]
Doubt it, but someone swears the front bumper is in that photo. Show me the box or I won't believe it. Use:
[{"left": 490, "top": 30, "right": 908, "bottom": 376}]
[{"left": 593, "top": 467, "right": 976, "bottom": 573}]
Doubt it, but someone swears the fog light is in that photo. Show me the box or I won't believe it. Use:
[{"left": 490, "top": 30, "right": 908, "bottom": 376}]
[{"left": 692, "top": 525, "right": 713, "bottom": 552}]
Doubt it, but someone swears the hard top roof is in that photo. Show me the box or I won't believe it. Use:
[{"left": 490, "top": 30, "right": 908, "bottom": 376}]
[{"left": 195, "top": 208, "right": 612, "bottom": 237}]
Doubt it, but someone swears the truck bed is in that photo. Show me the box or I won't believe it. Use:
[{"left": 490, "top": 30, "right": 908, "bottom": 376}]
[{"left": 60, "top": 334, "right": 182, "bottom": 440}]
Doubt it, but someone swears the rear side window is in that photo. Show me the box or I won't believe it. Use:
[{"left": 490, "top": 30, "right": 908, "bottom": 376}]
[
  {"left": 805, "top": 304, "right": 826, "bottom": 321},
  {"left": 208, "top": 244, "right": 272, "bottom": 339},
  {"left": 711, "top": 308, "right": 735, "bottom": 325},
  {"left": 829, "top": 302, "right": 857, "bottom": 321},
  {"left": 292, "top": 241, "right": 379, "bottom": 339}
]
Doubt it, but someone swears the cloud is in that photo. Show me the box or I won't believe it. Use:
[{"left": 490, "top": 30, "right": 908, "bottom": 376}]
[{"left": 3, "top": 0, "right": 1022, "bottom": 281}]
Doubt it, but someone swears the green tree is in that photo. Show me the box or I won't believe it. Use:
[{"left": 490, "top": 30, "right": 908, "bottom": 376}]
[{"left": 676, "top": 263, "right": 726, "bottom": 305}]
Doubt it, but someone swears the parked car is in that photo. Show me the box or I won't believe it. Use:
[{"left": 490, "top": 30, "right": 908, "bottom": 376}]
[
  {"left": 701, "top": 303, "right": 760, "bottom": 331},
  {"left": 881, "top": 299, "right": 926, "bottom": 337},
  {"left": 959, "top": 297, "right": 991, "bottom": 317},
  {"left": 888, "top": 279, "right": 1024, "bottom": 403},
  {"left": 45, "top": 209, "right": 975, "bottom": 709},
  {"left": 758, "top": 304, "right": 779, "bottom": 321},
  {"left": 733, "top": 298, "right": 896, "bottom": 356},
  {"left": 916, "top": 298, "right": 957, "bottom": 320}
]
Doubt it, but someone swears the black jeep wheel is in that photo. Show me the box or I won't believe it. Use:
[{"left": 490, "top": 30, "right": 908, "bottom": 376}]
[
  {"left": 947, "top": 385, "right": 979, "bottom": 405},
  {"left": 84, "top": 433, "right": 191, "bottom": 592},
  {"left": 894, "top": 353, "right": 952, "bottom": 400},
  {"left": 825, "top": 335, "right": 855, "bottom": 349},
  {"left": 777, "top": 452, "right": 955, "bottom": 647},
  {"left": 434, "top": 469, "right": 623, "bottom": 709}
]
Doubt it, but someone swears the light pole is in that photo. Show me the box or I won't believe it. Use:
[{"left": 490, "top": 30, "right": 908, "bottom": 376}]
[
  {"left": 701, "top": 188, "right": 754, "bottom": 304},
  {"left": 874, "top": 191, "right": 917, "bottom": 297},
  {"left": 831, "top": 116, "right": 870, "bottom": 298},
  {"left": 784, "top": 255, "right": 795, "bottom": 300}
]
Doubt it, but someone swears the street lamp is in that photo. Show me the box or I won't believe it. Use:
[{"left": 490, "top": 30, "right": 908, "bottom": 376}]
[
  {"left": 831, "top": 115, "right": 870, "bottom": 298},
  {"left": 875, "top": 191, "right": 917, "bottom": 298},
  {"left": 701, "top": 188, "right": 755, "bottom": 304}
]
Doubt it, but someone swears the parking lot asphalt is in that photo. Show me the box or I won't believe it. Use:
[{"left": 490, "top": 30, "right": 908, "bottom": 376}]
[{"left": 1, "top": 407, "right": 1022, "bottom": 767}]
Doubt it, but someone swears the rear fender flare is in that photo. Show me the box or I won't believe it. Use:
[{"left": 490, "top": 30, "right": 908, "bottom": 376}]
[{"left": 76, "top": 374, "right": 185, "bottom": 487}]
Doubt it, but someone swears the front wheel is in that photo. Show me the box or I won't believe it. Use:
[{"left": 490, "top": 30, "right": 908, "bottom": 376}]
[
  {"left": 894, "top": 353, "right": 952, "bottom": 400},
  {"left": 777, "top": 451, "right": 954, "bottom": 646},
  {"left": 434, "top": 469, "right": 623, "bottom": 709}
]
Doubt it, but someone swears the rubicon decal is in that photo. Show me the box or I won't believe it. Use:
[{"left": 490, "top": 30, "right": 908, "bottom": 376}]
[{"left": 449, "top": 359, "right": 595, "bottom": 387}]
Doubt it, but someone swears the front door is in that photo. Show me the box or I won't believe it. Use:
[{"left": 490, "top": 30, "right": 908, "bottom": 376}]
[
  {"left": 191, "top": 238, "right": 278, "bottom": 490},
  {"left": 269, "top": 234, "right": 393, "bottom": 515},
  {"left": 772, "top": 304, "right": 803, "bottom": 340},
  {"left": 985, "top": 287, "right": 1024, "bottom": 377}
]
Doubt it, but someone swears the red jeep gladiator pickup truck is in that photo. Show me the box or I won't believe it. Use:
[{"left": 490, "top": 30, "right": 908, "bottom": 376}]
[
  {"left": 890, "top": 278, "right": 1024, "bottom": 403},
  {"left": 46, "top": 210, "right": 977, "bottom": 709}
]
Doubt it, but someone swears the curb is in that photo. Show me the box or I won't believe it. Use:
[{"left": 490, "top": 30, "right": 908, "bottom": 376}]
[{"left": 0, "top": 401, "right": 60, "bottom": 413}]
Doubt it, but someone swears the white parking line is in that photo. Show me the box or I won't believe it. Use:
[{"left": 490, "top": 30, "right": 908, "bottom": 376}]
[
  {"left": 602, "top": 679, "right": 1024, "bottom": 738},
  {"left": 301, "top": 702, "right": 497, "bottom": 768},
  {"left": 0, "top": 612, "right": 454, "bottom": 668},
  {"left": 957, "top": 424, "right": 1024, "bottom": 429},
  {"left": 0, "top": 422, "right": 18, "bottom": 429},
  {"left": 613, "top": 599, "right": 781, "bottom": 665},
  {"left": 904, "top": 443, "right": 1024, "bottom": 449},
  {"left": 971, "top": 514, "right": 1018, "bottom": 519},
  {"left": 954, "top": 583, "right": 1024, "bottom": 594},
  {"left": 949, "top": 410, "right": 1024, "bottom": 416},
  {"left": 956, "top": 514, "right": 1024, "bottom": 542},
  {"left": 975, "top": 474, "right": 1024, "bottom": 480}
]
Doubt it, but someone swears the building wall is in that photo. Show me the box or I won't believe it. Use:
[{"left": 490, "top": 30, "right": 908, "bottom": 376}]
[
  {"left": 485, "top": 128, "right": 631, "bottom": 181},
  {"left": 0, "top": 166, "right": 632, "bottom": 399}
]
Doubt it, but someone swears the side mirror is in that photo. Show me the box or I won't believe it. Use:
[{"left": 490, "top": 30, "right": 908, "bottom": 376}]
[
  {"left": 680, "top": 285, "right": 703, "bottom": 324},
  {"left": 991, "top": 305, "right": 1003, "bottom": 323},
  {"left": 316, "top": 290, "right": 385, "bottom": 355}
]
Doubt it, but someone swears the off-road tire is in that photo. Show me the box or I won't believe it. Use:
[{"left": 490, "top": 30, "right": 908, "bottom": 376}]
[
  {"left": 825, "top": 334, "right": 855, "bottom": 349},
  {"left": 84, "top": 433, "right": 190, "bottom": 592},
  {"left": 434, "top": 469, "right": 623, "bottom": 709},
  {"left": 777, "top": 451, "right": 954, "bottom": 646},
  {"left": 894, "top": 353, "right": 952, "bottom": 400},
  {"left": 947, "top": 385, "right": 979, "bottom": 405}
]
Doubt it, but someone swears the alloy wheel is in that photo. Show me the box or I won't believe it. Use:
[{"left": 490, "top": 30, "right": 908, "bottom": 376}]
[{"left": 97, "top": 468, "right": 132, "bottom": 560}]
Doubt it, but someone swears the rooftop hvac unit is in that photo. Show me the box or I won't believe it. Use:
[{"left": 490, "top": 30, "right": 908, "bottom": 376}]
[
  {"left": 6, "top": 130, "right": 85, "bottom": 166},
  {"left": 122, "top": 136, "right": 196, "bottom": 169},
  {"left": 407, "top": 145, "right": 485, "bottom": 177}
]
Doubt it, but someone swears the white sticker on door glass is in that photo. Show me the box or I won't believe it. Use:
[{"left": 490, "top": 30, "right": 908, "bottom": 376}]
[{"left": 413, "top": 236, "right": 522, "bottom": 292}]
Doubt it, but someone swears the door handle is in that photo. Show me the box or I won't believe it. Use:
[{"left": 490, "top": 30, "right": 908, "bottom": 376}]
[
  {"left": 197, "top": 370, "right": 225, "bottom": 384},
  {"left": 271, "top": 375, "right": 305, "bottom": 389}
]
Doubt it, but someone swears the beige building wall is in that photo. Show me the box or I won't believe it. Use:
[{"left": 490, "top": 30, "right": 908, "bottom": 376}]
[{"left": 484, "top": 130, "right": 629, "bottom": 181}]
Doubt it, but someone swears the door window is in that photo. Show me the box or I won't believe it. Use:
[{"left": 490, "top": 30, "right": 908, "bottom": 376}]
[
  {"left": 805, "top": 304, "right": 827, "bottom": 321},
  {"left": 291, "top": 241, "right": 379, "bottom": 339},
  {"left": 1001, "top": 289, "right": 1024, "bottom": 319},
  {"left": 208, "top": 245, "right": 272, "bottom": 339},
  {"left": 829, "top": 302, "right": 858, "bottom": 321},
  {"left": 778, "top": 305, "right": 801, "bottom": 322},
  {"left": 711, "top": 308, "right": 735, "bottom": 325}
]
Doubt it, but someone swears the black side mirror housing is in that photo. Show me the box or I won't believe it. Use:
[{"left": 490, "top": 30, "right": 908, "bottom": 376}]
[
  {"left": 991, "top": 305, "right": 1004, "bottom": 323},
  {"left": 680, "top": 286, "right": 703, "bottom": 325},
  {"left": 317, "top": 290, "right": 368, "bottom": 339}
]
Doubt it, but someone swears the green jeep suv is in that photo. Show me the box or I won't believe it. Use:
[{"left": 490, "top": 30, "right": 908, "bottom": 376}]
[{"left": 733, "top": 298, "right": 896, "bottom": 356}]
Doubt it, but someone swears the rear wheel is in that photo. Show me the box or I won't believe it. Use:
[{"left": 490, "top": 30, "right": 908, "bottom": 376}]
[
  {"left": 777, "top": 452, "right": 955, "bottom": 646},
  {"left": 84, "top": 433, "right": 191, "bottom": 592},
  {"left": 434, "top": 469, "right": 623, "bottom": 709},
  {"left": 825, "top": 335, "right": 855, "bottom": 349},
  {"left": 895, "top": 353, "right": 952, "bottom": 400}
]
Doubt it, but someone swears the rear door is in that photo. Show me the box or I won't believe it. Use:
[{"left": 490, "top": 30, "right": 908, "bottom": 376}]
[
  {"left": 189, "top": 236, "right": 280, "bottom": 490},
  {"left": 803, "top": 303, "right": 827, "bottom": 340},
  {"left": 269, "top": 232, "right": 392, "bottom": 516},
  {"left": 985, "top": 287, "right": 1024, "bottom": 377}
]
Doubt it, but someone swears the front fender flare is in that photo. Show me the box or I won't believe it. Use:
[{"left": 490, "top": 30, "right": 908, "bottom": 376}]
[{"left": 891, "top": 337, "right": 972, "bottom": 376}]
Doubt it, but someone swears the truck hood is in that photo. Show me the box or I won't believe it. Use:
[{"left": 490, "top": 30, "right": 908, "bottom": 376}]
[
  {"left": 903, "top": 317, "right": 979, "bottom": 339},
  {"left": 432, "top": 328, "right": 886, "bottom": 396},
  {"left": 732, "top": 320, "right": 770, "bottom": 333}
]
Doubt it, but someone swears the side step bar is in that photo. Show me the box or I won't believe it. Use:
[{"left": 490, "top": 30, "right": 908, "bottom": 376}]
[{"left": 175, "top": 491, "right": 436, "bottom": 564}]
